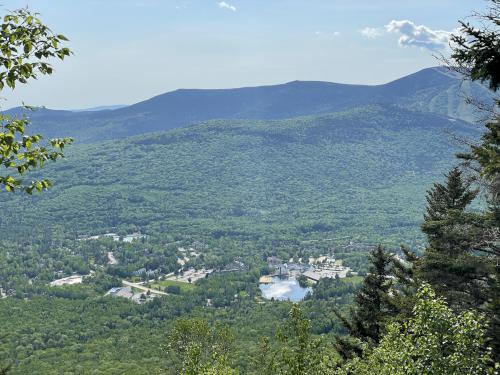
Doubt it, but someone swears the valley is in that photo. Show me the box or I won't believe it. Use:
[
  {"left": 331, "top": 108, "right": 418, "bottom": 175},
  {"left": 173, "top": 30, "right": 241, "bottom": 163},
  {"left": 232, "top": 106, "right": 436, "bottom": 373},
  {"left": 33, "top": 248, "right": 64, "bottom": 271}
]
[{"left": 0, "top": 67, "right": 494, "bottom": 374}]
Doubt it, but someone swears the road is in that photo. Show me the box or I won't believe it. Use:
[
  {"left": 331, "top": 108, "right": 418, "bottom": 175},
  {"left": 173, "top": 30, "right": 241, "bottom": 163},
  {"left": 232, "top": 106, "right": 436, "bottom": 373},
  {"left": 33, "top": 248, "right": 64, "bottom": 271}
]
[{"left": 122, "top": 280, "right": 168, "bottom": 295}]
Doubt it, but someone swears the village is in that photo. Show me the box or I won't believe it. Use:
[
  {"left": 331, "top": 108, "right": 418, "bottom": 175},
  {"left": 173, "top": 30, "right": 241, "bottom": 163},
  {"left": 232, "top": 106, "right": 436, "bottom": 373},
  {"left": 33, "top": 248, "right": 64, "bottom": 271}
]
[
  {"left": 260, "top": 254, "right": 353, "bottom": 284},
  {"left": 47, "top": 233, "right": 357, "bottom": 304},
  {"left": 46, "top": 237, "right": 245, "bottom": 304}
]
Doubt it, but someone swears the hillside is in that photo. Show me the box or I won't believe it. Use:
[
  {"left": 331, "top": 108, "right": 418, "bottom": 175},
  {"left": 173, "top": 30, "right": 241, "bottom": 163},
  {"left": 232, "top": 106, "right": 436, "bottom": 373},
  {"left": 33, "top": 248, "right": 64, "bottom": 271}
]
[
  {"left": 0, "top": 104, "right": 477, "bottom": 245},
  {"left": 10, "top": 66, "right": 492, "bottom": 144}
]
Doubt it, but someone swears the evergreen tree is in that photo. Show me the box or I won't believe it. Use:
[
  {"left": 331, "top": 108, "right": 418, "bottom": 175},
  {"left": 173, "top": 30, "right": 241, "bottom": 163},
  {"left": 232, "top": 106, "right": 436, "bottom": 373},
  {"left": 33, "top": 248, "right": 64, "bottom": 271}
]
[
  {"left": 390, "top": 245, "right": 419, "bottom": 320},
  {"left": 334, "top": 245, "right": 395, "bottom": 359},
  {"left": 450, "top": 0, "right": 500, "bottom": 91},
  {"left": 418, "top": 167, "right": 487, "bottom": 310},
  {"left": 462, "top": 114, "right": 500, "bottom": 363},
  {"left": 448, "top": 0, "right": 500, "bottom": 361}
]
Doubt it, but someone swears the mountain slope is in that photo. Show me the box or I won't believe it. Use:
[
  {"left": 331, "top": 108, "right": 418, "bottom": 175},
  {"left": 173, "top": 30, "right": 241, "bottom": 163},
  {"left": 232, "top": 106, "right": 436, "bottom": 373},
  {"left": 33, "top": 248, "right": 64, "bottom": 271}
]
[
  {"left": 13, "top": 67, "right": 493, "bottom": 144},
  {"left": 0, "top": 105, "right": 478, "bottom": 245}
]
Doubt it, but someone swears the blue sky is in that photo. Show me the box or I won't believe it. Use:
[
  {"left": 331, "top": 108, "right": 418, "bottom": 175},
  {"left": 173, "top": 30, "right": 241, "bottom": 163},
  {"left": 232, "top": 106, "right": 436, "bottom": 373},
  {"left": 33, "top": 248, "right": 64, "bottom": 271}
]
[{"left": 0, "top": 0, "right": 486, "bottom": 109}]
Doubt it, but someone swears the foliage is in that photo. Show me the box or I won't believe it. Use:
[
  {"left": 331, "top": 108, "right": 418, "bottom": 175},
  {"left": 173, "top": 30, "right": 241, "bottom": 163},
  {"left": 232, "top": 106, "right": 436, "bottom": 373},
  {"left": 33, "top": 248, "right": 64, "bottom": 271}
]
[
  {"left": 166, "top": 318, "right": 236, "bottom": 375},
  {"left": 0, "top": 9, "right": 72, "bottom": 193},
  {"left": 418, "top": 167, "right": 488, "bottom": 310},
  {"left": 260, "top": 305, "right": 336, "bottom": 375},
  {"left": 0, "top": 112, "right": 72, "bottom": 193},
  {"left": 468, "top": 118, "right": 500, "bottom": 199},
  {"left": 449, "top": 4, "right": 500, "bottom": 360},
  {"left": 0, "top": 105, "right": 475, "bottom": 246},
  {"left": 0, "top": 9, "right": 70, "bottom": 90},
  {"left": 1, "top": 3, "right": 499, "bottom": 374},
  {"left": 450, "top": 0, "right": 500, "bottom": 91},
  {"left": 451, "top": 0, "right": 500, "bottom": 205},
  {"left": 389, "top": 245, "right": 419, "bottom": 319},
  {"left": 334, "top": 245, "right": 396, "bottom": 359},
  {"left": 305, "top": 277, "right": 360, "bottom": 302},
  {"left": 339, "top": 285, "right": 495, "bottom": 375},
  {"left": 0, "top": 335, "right": 10, "bottom": 375}
]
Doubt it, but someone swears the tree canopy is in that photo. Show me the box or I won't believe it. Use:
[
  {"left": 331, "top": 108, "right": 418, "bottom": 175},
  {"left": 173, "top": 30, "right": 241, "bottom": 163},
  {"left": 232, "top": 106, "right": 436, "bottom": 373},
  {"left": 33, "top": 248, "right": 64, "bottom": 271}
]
[
  {"left": 0, "top": 9, "right": 72, "bottom": 193},
  {"left": 339, "top": 285, "right": 494, "bottom": 375},
  {"left": 450, "top": 0, "right": 500, "bottom": 91}
]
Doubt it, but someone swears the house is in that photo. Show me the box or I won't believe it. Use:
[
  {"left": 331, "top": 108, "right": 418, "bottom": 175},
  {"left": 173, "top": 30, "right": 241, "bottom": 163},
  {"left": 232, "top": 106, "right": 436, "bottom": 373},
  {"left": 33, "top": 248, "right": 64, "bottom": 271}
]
[
  {"left": 49, "top": 274, "right": 85, "bottom": 286},
  {"left": 276, "top": 264, "right": 289, "bottom": 276},
  {"left": 123, "top": 233, "right": 146, "bottom": 243},
  {"left": 303, "top": 270, "right": 321, "bottom": 282},
  {"left": 132, "top": 268, "right": 157, "bottom": 277},
  {"left": 106, "top": 286, "right": 134, "bottom": 299},
  {"left": 286, "top": 263, "right": 307, "bottom": 272},
  {"left": 223, "top": 259, "right": 248, "bottom": 272},
  {"left": 267, "top": 256, "right": 283, "bottom": 267}
]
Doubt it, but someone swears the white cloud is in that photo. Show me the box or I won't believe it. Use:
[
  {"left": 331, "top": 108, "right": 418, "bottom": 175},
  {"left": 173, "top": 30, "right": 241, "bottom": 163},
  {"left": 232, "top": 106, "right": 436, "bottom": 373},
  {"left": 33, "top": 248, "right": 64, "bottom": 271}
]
[
  {"left": 218, "top": 1, "right": 236, "bottom": 11},
  {"left": 359, "top": 27, "right": 383, "bottom": 39},
  {"left": 385, "top": 20, "right": 452, "bottom": 50}
]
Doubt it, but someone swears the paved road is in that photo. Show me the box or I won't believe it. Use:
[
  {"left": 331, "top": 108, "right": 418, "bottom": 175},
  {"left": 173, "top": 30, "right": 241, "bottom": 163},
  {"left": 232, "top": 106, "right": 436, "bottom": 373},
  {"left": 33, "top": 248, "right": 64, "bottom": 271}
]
[{"left": 122, "top": 280, "right": 168, "bottom": 295}]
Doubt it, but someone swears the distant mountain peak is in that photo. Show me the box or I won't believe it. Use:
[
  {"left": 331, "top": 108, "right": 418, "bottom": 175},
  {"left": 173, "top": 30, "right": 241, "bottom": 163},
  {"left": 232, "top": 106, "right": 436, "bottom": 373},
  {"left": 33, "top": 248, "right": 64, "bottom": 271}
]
[{"left": 7, "top": 66, "right": 494, "bottom": 143}]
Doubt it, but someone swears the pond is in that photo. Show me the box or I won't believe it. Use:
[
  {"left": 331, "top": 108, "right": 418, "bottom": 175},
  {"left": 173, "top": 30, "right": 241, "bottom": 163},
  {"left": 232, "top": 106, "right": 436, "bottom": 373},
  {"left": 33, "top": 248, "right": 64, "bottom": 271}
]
[{"left": 259, "top": 276, "right": 311, "bottom": 302}]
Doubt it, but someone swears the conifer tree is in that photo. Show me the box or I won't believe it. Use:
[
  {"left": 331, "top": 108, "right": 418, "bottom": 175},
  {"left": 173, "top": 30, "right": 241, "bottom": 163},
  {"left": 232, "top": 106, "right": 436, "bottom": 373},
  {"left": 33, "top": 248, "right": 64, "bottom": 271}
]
[
  {"left": 450, "top": 0, "right": 500, "bottom": 91},
  {"left": 334, "top": 245, "right": 395, "bottom": 359},
  {"left": 418, "top": 167, "right": 487, "bottom": 310},
  {"left": 390, "top": 245, "right": 419, "bottom": 320},
  {"left": 448, "top": 0, "right": 500, "bottom": 361},
  {"left": 460, "top": 103, "right": 500, "bottom": 364}
]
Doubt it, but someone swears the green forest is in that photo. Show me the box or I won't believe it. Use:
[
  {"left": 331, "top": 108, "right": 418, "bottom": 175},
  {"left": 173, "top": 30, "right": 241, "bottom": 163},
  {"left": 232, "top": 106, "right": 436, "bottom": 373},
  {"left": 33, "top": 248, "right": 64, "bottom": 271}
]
[
  {"left": 0, "top": 105, "right": 477, "bottom": 245},
  {"left": 0, "top": 2, "right": 499, "bottom": 374}
]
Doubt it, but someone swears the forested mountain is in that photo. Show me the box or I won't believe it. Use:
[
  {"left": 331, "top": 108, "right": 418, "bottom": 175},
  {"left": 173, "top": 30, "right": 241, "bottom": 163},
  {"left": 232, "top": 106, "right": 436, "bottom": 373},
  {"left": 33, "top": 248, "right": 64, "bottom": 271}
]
[
  {"left": 9, "top": 66, "right": 491, "bottom": 144},
  {"left": 0, "top": 104, "right": 477, "bottom": 245},
  {"left": 0, "top": 1, "right": 498, "bottom": 373}
]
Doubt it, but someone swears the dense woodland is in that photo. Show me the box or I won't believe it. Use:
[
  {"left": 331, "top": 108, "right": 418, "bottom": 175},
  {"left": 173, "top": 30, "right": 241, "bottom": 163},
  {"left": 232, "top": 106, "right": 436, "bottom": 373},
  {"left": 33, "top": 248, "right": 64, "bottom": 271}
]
[
  {"left": 0, "top": 106, "right": 478, "bottom": 245},
  {"left": 0, "top": 1, "right": 499, "bottom": 374}
]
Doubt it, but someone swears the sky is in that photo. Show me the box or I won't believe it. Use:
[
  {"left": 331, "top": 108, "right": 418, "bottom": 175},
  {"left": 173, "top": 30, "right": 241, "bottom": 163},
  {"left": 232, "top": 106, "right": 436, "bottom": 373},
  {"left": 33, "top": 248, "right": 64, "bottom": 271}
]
[{"left": 0, "top": 0, "right": 488, "bottom": 109}]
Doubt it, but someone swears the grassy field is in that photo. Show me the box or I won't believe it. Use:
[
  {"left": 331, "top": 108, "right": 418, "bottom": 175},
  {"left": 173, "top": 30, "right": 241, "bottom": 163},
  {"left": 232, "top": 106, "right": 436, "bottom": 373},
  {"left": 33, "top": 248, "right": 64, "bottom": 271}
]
[
  {"left": 342, "top": 275, "right": 364, "bottom": 285},
  {"left": 149, "top": 279, "right": 196, "bottom": 292}
]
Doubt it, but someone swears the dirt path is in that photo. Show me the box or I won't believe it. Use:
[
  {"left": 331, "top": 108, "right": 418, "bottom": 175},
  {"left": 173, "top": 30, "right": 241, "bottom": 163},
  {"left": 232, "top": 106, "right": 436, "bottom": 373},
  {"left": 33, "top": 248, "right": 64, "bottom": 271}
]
[{"left": 107, "top": 252, "right": 118, "bottom": 265}]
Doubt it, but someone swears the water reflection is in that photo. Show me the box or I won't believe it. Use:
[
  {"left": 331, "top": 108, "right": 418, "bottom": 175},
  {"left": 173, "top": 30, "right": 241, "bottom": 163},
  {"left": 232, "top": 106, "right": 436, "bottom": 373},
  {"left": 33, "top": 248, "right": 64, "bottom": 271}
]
[{"left": 259, "top": 276, "right": 311, "bottom": 302}]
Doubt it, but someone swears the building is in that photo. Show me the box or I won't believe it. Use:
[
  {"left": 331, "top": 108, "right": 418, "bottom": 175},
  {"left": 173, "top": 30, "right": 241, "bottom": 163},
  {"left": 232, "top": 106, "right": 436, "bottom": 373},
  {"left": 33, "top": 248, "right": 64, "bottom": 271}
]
[
  {"left": 49, "top": 274, "right": 86, "bottom": 287},
  {"left": 267, "top": 256, "right": 283, "bottom": 267},
  {"left": 106, "top": 286, "right": 134, "bottom": 299},
  {"left": 223, "top": 259, "right": 248, "bottom": 272},
  {"left": 303, "top": 270, "right": 321, "bottom": 282},
  {"left": 132, "top": 268, "right": 157, "bottom": 278}
]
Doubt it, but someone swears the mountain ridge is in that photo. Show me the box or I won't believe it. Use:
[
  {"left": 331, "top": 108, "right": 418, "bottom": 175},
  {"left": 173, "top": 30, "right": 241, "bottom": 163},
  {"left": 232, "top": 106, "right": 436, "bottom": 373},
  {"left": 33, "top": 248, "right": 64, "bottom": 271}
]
[{"left": 5, "top": 66, "right": 493, "bottom": 144}]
